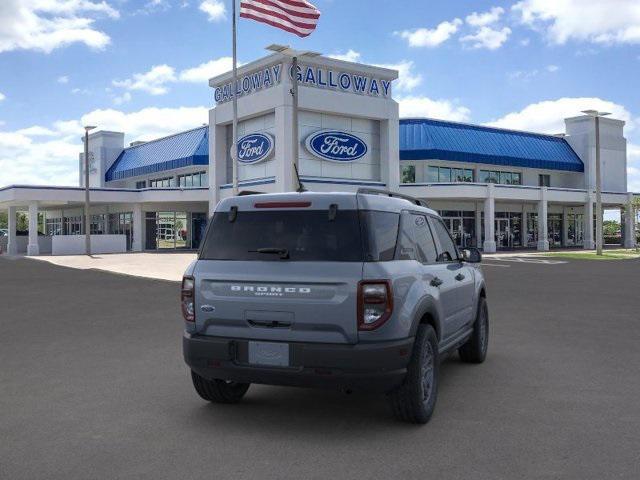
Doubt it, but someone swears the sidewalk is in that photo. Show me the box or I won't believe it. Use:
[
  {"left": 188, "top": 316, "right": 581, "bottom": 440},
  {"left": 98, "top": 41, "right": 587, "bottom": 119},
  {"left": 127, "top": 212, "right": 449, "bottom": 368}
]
[{"left": 28, "top": 252, "right": 196, "bottom": 281}]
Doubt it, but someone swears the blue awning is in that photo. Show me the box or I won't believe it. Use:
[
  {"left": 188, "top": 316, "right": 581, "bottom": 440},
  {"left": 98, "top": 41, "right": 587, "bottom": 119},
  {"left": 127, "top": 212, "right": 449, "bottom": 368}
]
[
  {"left": 105, "top": 126, "right": 209, "bottom": 181},
  {"left": 399, "top": 118, "right": 584, "bottom": 172}
]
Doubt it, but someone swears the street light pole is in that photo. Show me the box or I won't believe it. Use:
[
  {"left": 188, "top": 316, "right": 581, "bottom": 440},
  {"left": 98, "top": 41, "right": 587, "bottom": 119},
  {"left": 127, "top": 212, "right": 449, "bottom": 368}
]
[
  {"left": 83, "top": 125, "right": 96, "bottom": 256},
  {"left": 582, "top": 110, "right": 610, "bottom": 256}
]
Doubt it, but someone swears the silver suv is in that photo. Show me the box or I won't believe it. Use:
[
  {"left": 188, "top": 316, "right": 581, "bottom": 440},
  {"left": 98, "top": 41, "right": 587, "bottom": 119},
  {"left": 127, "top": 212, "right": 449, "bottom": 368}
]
[{"left": 182, "top": 190, "right": 488, "bottom": 424}]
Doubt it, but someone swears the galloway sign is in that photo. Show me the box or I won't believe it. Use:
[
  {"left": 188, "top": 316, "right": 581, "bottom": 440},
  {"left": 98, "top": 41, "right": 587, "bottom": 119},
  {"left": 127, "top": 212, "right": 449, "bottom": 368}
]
[
  {"left": 213, "top": 61, "right": 394, "bottom": 104},
  {"left": 305, "top": 131, "right": 368, "bottom": 163},
  {"left": 214, "top": 64, "right": 282, "bottom": 104},
  {"left": 292, "top": 64, "right": 392, "bottom": 99},
  {"left": 234, "top": 133, "right": 275, "bottom": 164}
]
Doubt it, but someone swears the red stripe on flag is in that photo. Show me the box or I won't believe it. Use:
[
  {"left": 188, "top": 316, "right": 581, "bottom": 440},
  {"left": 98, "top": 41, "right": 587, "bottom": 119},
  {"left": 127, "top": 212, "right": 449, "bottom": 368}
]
[
  {"left": 248, "top": 0, "right": 319, "bottom": 19},
  {"left": 239, "top": 0, "right": 320, "bottom": 37},
  {"left": 240, "top": 3, "right": 317, "bottom": 29},
  {"left": 239, "top": 11, "right": 314, "bottom": 37}
]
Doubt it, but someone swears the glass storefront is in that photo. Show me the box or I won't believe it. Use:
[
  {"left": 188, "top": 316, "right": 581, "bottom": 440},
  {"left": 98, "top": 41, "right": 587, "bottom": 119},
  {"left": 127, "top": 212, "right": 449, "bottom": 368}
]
[
  {"left": 438, "top": 210, "right": 476, "bottom": 247},
  {"left": 145, "top": 211, "right": 207, "bottom": 250},
  {"left": 566, "top": 214, "right": 584, "bottom": 247},
  {"left": 108, "top": 212, "right": 133, "bottom": 251},
  {"left": 548, "top": 214, "right": 563, "bottom": 248},
  {"left": 526, "top": 213, "right": 538, "bottom": 248}
]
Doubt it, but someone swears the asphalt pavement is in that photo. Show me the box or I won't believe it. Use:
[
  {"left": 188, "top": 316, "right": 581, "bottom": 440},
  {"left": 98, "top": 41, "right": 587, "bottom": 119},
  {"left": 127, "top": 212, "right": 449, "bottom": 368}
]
[{"left": 1, "top": 255, "right": 639, "bottom": 480}]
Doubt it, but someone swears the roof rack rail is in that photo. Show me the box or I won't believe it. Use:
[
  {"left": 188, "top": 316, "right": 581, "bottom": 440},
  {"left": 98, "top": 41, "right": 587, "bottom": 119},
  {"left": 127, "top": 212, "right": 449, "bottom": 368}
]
[{"left": 356, "top": 188, "right": 428, "bottom": 208}]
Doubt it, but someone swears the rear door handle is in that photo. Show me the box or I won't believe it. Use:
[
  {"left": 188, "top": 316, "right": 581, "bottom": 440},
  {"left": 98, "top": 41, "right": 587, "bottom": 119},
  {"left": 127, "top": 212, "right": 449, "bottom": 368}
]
[
  {"left": 430, "top": 277, "right": 443, "bottom": 287},
  {"left": 455, "top": 273, "right": 465, "bottom": 281}
]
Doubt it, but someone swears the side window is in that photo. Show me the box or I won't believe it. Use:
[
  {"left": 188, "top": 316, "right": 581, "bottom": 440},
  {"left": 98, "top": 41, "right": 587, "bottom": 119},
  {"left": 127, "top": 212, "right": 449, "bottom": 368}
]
[
  {"left": 360, "top": 211, "right": 400, "bottom": 261},
  {"left": 396, "top": 213, "right": 437, "bottom": 263},
  {"left": 428, "top": 217, "right": 459, "bottom": 262}
]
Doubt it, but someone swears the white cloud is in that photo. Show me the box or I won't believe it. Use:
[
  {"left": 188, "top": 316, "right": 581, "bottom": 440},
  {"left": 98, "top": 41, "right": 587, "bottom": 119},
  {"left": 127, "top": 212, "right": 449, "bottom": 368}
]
[
  {"left": 0, "top": 106, "right": 209, "bottom": 187},
  {"left": 0, "top": 92, "right": 5, "bottom": 102},
  {"left": 179, "top": 57, "right": 234, "bottom": 83},
  {"left": 113, "top": 64, "right": 177, "bottom": 95},
  {"left": 546, "top": 64, "right": 560, "bottom": 72},
  {"left": 0, "top": 0, "right": 119, "bottom": 54},
  {"left": 520, "top": 38, "right": 531, "bottom": 46},
  {"left": 199, "top": 0, "right": 226, "bottom": 21},
  {"left": 396, "top": 19, "right": 463, "bottom": 48},
  {"left": 486, "top": 97, "right": 635, "bottom": 134},
  {"left": 466, "top": 7, "right": 504, "bottom": 27},
  {"left": 513, "top": 0, "right": 640, "bottom": 45},
  {"left": 373, "top": 60, "right": 422, "bottom": 93},
  {"left": 57, "top": 75, "right": 69, "bottom": 84},
  {"left": 461, "top": 26, "right": 511, "bottom": 50},
  {"left": 398, "top": 96, "right": 471, "bottom": 122},
  {"left": 508, "top": 65, "right": 560, "bottom": 81},
  {"left": 328, "top": 50, "right": 362, "bottom": 63},
  {"left": 113, "top": 91, "right": 132, "bottom": 105}
]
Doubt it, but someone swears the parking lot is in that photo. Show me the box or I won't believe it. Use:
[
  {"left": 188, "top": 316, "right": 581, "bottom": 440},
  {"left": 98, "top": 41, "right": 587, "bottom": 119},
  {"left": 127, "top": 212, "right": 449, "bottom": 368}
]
[{"left": 1, "top": 255, "right": 639, "bottom": 479}]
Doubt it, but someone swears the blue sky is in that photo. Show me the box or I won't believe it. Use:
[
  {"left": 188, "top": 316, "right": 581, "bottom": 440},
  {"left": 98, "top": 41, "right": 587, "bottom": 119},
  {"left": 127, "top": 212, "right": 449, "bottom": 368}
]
[{"left": 1, "top": 0, "right": 639, "bottom": 195}]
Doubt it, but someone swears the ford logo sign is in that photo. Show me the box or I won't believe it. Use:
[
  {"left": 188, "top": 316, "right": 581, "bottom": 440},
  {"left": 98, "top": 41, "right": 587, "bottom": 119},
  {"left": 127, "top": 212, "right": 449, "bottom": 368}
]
[
  {"left": 234, "top": 133, "right": 274, "bottom": 164},
  {"left": 305, "top": 130, "right": 368, "bottom": 163}
]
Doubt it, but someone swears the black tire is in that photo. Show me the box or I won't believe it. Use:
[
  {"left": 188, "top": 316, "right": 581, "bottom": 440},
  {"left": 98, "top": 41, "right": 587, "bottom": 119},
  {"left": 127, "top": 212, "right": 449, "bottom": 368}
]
[
  {"left": 191, "top": 370, "right": 250, "bottom": 404},
  {"left": 388, "top": 324, "right": 439, "bottom": 424},
  {"left": 458, "top": 296, "right": 489, "bottom": 364}
]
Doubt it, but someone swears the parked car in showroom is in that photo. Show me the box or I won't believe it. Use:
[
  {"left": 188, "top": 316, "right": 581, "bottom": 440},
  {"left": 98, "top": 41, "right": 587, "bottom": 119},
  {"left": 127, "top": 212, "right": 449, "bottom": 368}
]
[{"left": 182, "top": 189, "right": 488, "bottom": 424}]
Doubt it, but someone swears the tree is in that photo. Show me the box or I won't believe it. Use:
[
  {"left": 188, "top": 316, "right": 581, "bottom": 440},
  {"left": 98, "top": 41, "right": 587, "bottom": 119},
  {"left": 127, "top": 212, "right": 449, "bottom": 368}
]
[{"left": 0, "top": 211, "right": 6, "bottom": 230}]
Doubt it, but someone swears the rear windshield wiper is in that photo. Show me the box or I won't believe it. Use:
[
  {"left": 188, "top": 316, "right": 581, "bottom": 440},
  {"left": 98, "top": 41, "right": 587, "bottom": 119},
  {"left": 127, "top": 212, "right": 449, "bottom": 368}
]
[{"left": 249, "top": 247, "right": 290, "bottom": 260}]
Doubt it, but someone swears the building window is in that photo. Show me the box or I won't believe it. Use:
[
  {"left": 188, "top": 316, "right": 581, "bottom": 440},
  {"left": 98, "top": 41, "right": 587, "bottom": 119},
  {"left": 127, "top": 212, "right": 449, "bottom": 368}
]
[
  {"left": 480, "top": 170, "right": 522, "bottom": 185},
  {"left": 177, "top": 171, "right": 207, "bottom": 188},
  {"left": 401, "top": 165, "right": 416, "bottom": 184},
  {"left": 136, "top": 180, "right": 147, "bottom": 189},
  {"left": 427, "top": 166, "right": 473, "bottom": 183},
  {"left": 539, "top": 174, "right": 551, "bottom": 187},
  {"left": 149, "top": 177, "right": 175, "bottom": 188}
]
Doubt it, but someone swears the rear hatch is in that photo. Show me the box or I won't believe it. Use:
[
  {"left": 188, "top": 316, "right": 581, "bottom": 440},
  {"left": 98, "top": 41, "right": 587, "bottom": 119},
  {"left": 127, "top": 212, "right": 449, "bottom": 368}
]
[{"left": 194, "top": 194, "right": 363, "bottom": 344}]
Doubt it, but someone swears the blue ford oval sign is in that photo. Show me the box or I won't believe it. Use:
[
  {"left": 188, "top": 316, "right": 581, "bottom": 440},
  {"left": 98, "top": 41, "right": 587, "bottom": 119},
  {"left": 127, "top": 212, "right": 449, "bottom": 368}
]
[
  {"left": 305, "top": 130, "right": 368, "bottom": 163},
  {"left": 235, "top": 133, "right": 274, "bottom": 164}
]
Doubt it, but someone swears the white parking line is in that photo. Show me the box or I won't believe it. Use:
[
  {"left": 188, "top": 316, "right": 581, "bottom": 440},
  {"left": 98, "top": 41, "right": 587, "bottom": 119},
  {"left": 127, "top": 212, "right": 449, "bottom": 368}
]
[
  {"left": 489, "top": 257, "right": 568, "bottom": 265},
  {"left": 481, "top": 263, "right": 510, "bottom": 267}
]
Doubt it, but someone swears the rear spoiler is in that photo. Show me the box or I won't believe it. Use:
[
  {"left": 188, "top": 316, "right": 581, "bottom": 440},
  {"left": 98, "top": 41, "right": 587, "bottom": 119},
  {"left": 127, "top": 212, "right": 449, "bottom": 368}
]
[{"left": 356, "top": 188, "right": 428, "bottom": 208}]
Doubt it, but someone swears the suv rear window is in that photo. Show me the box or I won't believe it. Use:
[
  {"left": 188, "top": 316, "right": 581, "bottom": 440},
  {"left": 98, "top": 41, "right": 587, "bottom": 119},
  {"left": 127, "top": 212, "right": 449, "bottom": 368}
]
[
  {"left": 200, "top": 209, "right": 400, "bottom": 262},
  {"left": 200, "top": 210, "right": 363, "bottom": 262}
]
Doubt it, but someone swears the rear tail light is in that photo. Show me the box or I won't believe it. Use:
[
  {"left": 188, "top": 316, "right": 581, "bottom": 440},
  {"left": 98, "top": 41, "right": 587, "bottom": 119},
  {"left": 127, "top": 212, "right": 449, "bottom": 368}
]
[
  {"left": 358, "top": 280, "right": 393, "bottom": 330},
  {"left": 181, "top": 276, "right": 195, "bottom": 322}
]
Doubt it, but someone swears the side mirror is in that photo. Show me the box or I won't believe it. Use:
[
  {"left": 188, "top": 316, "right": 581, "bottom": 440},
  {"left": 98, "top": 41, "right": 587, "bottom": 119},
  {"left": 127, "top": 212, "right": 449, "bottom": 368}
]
[{"left": 461, "top": 247, "right": 482, "bottom": 263}]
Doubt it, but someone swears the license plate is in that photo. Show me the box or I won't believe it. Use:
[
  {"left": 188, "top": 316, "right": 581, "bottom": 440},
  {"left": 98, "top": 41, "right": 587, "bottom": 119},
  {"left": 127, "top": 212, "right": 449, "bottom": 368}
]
[{"left": 248, "top": 341, "right": 290, "bottom": 367}]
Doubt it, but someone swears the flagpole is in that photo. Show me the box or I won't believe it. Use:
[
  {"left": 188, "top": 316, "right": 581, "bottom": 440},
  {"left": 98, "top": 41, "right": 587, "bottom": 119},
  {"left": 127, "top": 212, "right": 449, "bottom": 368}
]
[
  {"left": 231, "top": 0, "right": 239, "bottom": 195},
  {"left": 291, "top": 55, "right": 299, "bottom": 191}
]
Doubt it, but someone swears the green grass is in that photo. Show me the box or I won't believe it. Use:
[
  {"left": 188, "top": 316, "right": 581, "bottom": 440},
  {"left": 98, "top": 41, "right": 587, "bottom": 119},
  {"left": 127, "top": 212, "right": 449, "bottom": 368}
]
[{"left": 543, "top": 249, "right": 640, "bottom": 260}]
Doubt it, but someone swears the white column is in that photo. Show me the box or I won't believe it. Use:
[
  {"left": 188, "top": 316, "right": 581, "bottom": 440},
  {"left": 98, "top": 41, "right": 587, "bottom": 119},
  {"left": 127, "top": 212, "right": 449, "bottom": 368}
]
[
  {"left": 584, "top": 195, "right": 595, "bottom": 249},
  {"left": 562, "top": 207, "right": 569, "bottom": 247},
  {"left": 624, "top": 193, "right": 636, "bottom": 248},
  {"left": 275, "top": 104, "right": 296, "bottom": 193},
  {"left": 475, "top": 202, "right": 482, "bottom": 248},
  {"left": 483, "top": 184, "right": 496, "bottom": 253},
  {"left": 27, "top": 203, "right": 40, "bottom": 256},
  {"left": 381, "top": 114, "right": 400, "bottom": 192},
  {"left": 537, "top": 187, "right": 549, "bottom": 251},
  {"left": 7, "top": 206, "right": 17, "bottom": 255},
  {"left": 132, "top": 204, "right": 143, "bottom": 252}
]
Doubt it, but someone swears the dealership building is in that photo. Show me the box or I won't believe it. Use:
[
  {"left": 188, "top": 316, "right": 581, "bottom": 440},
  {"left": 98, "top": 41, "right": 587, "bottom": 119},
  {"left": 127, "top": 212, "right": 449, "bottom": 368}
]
[{"left": 0, "top": 52, "right": 637, "bottom": 255}]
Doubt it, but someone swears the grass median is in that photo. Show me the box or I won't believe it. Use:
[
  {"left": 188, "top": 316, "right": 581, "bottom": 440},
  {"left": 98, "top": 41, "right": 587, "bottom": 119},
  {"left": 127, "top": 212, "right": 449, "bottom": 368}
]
[{"left": 543, "top": 249, "right": 640, "bottom": 260}]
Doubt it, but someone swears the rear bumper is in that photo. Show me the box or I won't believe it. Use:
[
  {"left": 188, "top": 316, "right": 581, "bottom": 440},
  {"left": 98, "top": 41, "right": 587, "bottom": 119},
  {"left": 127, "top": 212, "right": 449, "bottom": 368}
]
[{"left": 183, "top": 333, "right": 414, "bottom": 393}]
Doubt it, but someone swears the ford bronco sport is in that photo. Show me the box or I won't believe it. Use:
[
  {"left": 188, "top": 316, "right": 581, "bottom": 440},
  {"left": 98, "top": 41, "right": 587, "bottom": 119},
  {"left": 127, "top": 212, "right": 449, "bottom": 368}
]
[{"left": 182, "top": 189, "right": 488, "bottom": 424}]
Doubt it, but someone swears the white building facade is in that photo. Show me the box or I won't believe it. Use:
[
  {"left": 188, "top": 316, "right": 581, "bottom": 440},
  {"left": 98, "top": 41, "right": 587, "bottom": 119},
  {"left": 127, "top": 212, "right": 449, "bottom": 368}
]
[{"left": 0, "top": 53, "right": 637, "bottom": 255}]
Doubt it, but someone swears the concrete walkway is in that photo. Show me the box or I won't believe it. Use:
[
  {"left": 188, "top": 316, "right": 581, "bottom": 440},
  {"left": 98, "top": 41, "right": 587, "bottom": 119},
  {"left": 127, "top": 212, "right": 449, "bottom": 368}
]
[{"left": 28, "top": 252, "right": 196, "bottom": 282}]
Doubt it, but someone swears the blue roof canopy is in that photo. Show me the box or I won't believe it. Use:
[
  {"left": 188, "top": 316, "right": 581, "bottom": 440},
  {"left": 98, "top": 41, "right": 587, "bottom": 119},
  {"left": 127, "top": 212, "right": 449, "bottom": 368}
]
[
  {"left": 399, "top": 118, "right": 584, "bottom": 172},
  {"left": 105, "top": 126, "right": 209, "bottom": 182}
]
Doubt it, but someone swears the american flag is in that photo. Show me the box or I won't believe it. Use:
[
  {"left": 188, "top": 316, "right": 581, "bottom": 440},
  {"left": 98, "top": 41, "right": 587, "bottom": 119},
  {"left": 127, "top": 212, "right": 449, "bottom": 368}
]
[{"left": 240, "top": 0, "right": 321, "bottom": 38}]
